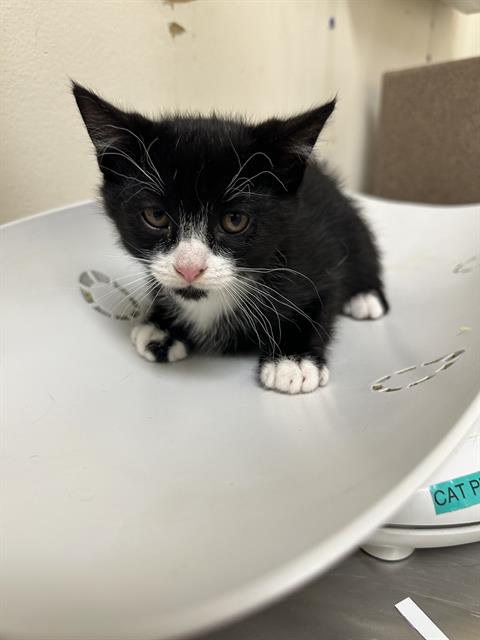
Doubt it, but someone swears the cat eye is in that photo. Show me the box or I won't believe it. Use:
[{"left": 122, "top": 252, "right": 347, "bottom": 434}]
[
  {"left": 221, "top": 212, "right": 250, "bottom": 234},
  {"left": 142, "top": 208, "right": 170, "bottom": 230}
]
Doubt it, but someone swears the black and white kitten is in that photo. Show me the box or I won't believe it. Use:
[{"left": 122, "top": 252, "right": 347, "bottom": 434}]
[{"left": 73, "top": 83, "right": 388, "bottom": 394}]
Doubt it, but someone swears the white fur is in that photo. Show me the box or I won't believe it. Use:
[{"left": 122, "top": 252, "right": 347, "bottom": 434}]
[
  {"left": 259, "top": 361, "right": 277, "bottom": 389},
  {"left": 149, "top": 233, "right": 238, "bottom": 343},
  {"left": 343, "top": 292, "right": 384, "bottom": 320},
  {"left": 131, "top": 323, "right": 188, "bottom": 363},
  {"left": 131, "top": 324, "right": 166, "bottom": 361},
  {"left": 176, "top": 289, "right": 236, "bottom": 342},
  {"left": 167, "top": 340, "right": 188, "bottom": 363},
  {"left": 260, "top": 358, "right": 329, "bottom": 394},
  {"left": 173, "top": 237, "right": 208, "bottom": 275},
  {"left": 150, "top": 236, "right": 236, "bottom": 294}
]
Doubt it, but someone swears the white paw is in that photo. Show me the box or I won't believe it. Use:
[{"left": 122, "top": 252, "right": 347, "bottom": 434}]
[
  {"left": 343, "top": 292, "right": 385, "bottom": 320},
  {"left": 130, "top": 323, "right": 188, "bottom": 363},
  {"left": 260, "top": 358, "right": 329, "bottom": 394},
  {"left": 166, "top": 340, "right": 188, "bottom": 363}
]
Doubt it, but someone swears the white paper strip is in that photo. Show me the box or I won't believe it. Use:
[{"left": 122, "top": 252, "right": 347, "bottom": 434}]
[{"left": 395, "top": 597, "right": 450, "bottom": 640}]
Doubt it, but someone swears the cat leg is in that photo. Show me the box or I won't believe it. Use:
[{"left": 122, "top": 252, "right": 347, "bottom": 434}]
[
  {"left": 341, "top": 208, "right": 389, "bottom": 320},
  {"left": 131, "top": 324, "right": 189, "bottom": 363},
  {"left": 342, "top": 237, "right": 389, "bottom": 320},
  {"left": 258, "top": 307, "right": 333, "bottom": 395},
  {"left": 342, "top": 291, "right": 387, "bottom": 320},
  {"left": 131, "top": 305, "right": 190, "bottom": 363}
]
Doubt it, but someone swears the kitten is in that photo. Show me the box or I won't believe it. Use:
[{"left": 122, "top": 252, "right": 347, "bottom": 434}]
[{"left": 73, "top": 83, "right": 388, "bottom": 394}]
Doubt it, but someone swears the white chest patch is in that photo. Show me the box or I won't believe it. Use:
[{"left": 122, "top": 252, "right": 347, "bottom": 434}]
[{"left": 175, "top": 290, "right": 237, "bottom": 344}]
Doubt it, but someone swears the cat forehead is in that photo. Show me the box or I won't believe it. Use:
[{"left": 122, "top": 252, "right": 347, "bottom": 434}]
[
  {"left": 145, "top": 121, "right": 257, "bottom": 200},
  {"left": 167, "top": 115, "right": 251, "bottom": 140},
  {"left": 156, "top": 117, "right": 253, "bottom": 159}
]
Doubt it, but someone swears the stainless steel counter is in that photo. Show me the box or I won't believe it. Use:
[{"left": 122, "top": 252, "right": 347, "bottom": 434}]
[{"left": 205, "top": 543, "right": 480, "bottom": 639}]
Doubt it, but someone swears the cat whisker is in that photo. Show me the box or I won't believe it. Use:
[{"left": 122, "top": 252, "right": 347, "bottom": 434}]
[
  {"left": 99, "top": 145, "right": 164, "bottom": 195},
  {"left": 231, "top": 283, "right": 282, "bottom": 353},
  {"left": 88, "top": 280, "right": 147, "bottom": 319},
  {"left": 226, "top": 283, "right": 263, "bottom": 349},
  {"left": 105, "top": 126, "right": 165, "bottom": 190},
  {"left": 234, "top": 277, "right": 293, "bottom": 336},
  {"left": 98, "top": 155, "right": 163, "bottom": 195},
  {"left": 238, "top": 266, "right": 323, "bottom": 307},
  {"left": 239, "top": 169, "right": 287, "bottom": 193},
  {"left": 122, "top": 280, "right": 158, "bottom": 317},
  {"left": 124, "top": 185, "right": 153, "bottom": 203},
  {"left": 100, "top": 165, "right": 162, "bottom": 198},
  {"left": 120, "top": 238, "right": 160, "bottom": 256},
  {"left": 225, "top": 189, "right": 270, "bottom": 202},
  {"left": 85, "top": 275, "right": 150, "bottom": 308},
  {"left": 230, "top": 280, "right": 280, "bottom": 354},
  {"left": 142, "top": 285, "right": 163, "bottom": 319},
  {"left": 233, "top": 278, "right": 289, "bottom": 347},
  {"left": 224, "top": 150, "right": 274, "bottom": 194},
  {"left": 236, "top": 275, "right": 330, "bottom": 341},
  {"left": 217, "top": 288, "right": 241, "bottom": 341},
  {"left": 106, "top": 269, "right": 149, "bottom": 280}
]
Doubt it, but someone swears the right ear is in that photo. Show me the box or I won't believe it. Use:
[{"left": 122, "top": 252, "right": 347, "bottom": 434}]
[{"left": 251, "top": 100, "right": 336, "bottom": 192}]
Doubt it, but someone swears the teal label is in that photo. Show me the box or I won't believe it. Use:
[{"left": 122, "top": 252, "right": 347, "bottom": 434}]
[{"left": 430, "top": 471, "right": 480, "bottom": 515}]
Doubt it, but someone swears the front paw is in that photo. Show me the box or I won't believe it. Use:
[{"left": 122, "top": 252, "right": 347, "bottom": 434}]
[
  {"left": 259, "top": 357, "right": 329, "bottom": 394},
  {"left": 131, "top": 323, "right": 188, "bottom": 363},
  {"left": 343, "top": 292, "right": 386, "bottom": 320}
]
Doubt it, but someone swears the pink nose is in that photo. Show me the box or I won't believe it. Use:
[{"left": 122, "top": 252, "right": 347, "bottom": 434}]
[{"left": 174, "top": 264, "right": 205, "bottom": 283}]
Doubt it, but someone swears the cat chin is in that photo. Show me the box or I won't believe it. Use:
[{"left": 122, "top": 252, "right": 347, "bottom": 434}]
[{"left": 173, "top": 287, "right": 209, "bottom": 301}]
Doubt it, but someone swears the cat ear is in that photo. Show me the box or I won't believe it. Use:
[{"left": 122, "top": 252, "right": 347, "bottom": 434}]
[
  {"left": 72, "top": 82, "right": 152, "bottom": 183},
  {"left": 72, "top": 82, "right": 132, "bottom": 154},
  {"left": 276, "top": 100, "right": 335, "bottom": 152},
  {"left": 253, "top": 99, "right": 336, "bottom": 191}
]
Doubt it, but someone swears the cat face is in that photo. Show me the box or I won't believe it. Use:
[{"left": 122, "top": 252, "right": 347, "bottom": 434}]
[
  {"left": 73, "top": 83, "right": 334, "bottom": 301},
  {"left": 97, "top": 119, "right": 291, "bottom": 301}
]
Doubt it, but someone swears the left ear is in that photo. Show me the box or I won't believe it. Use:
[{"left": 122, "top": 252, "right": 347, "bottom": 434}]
[
  {"left": 72, "top": 81, "right": 131, "bottom": 154},
  {"left": 72, "top": 81, "right": 153, "bottom": 184},
  {"left": 252, "top": 99, "right": 336, "bottom": 192}
]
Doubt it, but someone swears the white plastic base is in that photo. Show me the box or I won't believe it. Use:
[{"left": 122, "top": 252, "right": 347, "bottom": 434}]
[
  {"left": 362, "top": 543, "right": 415, "bottom": 561},
  {"left": 363, "top": 521, "right": 480, "bottom": 561},
  {"left": 1, "top": 195, "right": 479, "bottom": 640},
  {"left": 386, "top": 420, "right": 480, "bottom": 528}
]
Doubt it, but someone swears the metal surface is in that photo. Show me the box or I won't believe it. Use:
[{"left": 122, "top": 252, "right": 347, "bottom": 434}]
[{"left": 205, "top": 543, "right": 480, "bottom": 640}]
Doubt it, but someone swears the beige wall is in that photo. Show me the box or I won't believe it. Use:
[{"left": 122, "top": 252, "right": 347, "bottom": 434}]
[{"left": 1, "top": 0, "right": 479, "bottom": 223}]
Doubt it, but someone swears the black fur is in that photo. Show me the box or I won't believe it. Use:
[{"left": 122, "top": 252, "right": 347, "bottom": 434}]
[
  {"left": 173, "top": 287, "right": 208, "bottom": 301},
  {"left": 73, "top": 82, "right": 388, "bottom": 387}
]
